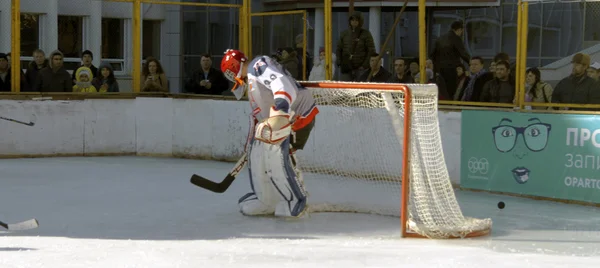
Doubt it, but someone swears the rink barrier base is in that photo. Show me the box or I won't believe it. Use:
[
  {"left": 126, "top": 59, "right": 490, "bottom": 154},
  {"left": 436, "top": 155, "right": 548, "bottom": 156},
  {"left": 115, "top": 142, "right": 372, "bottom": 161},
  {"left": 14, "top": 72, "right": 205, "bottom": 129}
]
[{"left": 14, "top": 97, "right": 587, "bottom": 204}]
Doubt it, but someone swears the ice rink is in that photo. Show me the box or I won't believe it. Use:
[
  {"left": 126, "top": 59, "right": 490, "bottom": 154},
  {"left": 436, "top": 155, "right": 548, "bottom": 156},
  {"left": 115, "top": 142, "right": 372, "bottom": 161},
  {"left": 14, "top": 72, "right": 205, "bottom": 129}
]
[{"left": 1, "top": 156, "right": 600, "bottom": 267}]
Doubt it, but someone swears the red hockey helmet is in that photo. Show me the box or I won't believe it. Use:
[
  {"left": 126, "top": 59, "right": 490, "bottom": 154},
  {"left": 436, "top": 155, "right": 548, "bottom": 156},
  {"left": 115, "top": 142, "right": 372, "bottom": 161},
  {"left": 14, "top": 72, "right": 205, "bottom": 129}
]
[{"left": 221, "top": 49, "right": 248, "bottom": 100}]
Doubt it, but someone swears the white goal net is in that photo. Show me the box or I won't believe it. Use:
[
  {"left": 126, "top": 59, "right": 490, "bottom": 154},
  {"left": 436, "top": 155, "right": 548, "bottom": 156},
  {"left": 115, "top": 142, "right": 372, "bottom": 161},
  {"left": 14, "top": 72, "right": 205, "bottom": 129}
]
[{"left": 295, "top": 82, "right": 492, "bottom": 239}]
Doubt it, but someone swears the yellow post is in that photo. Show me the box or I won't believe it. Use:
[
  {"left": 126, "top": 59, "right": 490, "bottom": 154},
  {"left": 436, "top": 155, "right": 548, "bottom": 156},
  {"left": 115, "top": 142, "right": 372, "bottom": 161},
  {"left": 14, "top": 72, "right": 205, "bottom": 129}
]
[
  {"left": 302, "top": 10, "right": 307, "bottom": 80},
  {"left": 239, "top": 2, "right": 245, "bottom": 53},
  {"left": 418, "top": 0, "right": 426, "bottom": 83},
  {"left": 246, "top": 0, "right": 252, "bottom": 60},
  {"left": 132, "top": 0, "right": 141, "bottom": 93},
  {"left": 515, "top": 0, "right": 522, "bottom": 107},
  {"left": 11, "top": 0, "right": 21, "bottom": 93},
  {"left": 519, "top": 2, "right": 529, "bottom": 110},
  {"left": 324, "top": 0, "right": 332, "bottom": 80}
]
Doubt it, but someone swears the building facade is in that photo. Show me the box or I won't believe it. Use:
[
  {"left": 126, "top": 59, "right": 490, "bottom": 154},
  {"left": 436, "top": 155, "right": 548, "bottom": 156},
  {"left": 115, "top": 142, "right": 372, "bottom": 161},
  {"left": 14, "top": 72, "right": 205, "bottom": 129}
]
[{"left": 1, "top": 0, "right": 599, "bottom": 92}]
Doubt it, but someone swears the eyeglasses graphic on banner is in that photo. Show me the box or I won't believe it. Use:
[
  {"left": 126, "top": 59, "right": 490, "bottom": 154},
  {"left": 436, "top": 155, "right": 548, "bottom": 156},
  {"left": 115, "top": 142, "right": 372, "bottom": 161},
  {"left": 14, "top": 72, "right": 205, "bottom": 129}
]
[{"left": 491, "top": 118, "right": 552, "bottom": 153}]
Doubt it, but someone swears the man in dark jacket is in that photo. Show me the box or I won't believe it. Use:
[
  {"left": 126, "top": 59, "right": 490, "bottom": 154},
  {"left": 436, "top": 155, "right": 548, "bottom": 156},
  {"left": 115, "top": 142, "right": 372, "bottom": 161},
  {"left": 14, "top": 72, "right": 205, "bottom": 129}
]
[
  {"left": 552, "top": 53, "right": 600, "bottom": 109},
  {"left": 33, "top": 50, "right": 73, "bottom": 92},
  {"left": 480, "top": 61, "right": 515, "bottom": 104},
  {"left": 185, "top": 54, "right": 229, "bottom": 95},
  {"left": 336, "top": 11, "right": 376, "bottom": 82},
  {"left": 0, "top": 53, "right": 27, "bottom": 92},
  {"left": 356, "top": 53, "right": 391, "bottom": 83},
  {"left": 388, "top": 58, "right": 414, "bottom": 83},
  {"left": 430, "top": 20, "right": 471, "bottom": 99},
  {"left": 460, "top": 56, "right": 494, "bottom": 101},
  {"left": 71, "top": 50, "right": 98, "bottom": 84},
  {"left": 25, "top": 49, "right": 49, "bottom": 91}
]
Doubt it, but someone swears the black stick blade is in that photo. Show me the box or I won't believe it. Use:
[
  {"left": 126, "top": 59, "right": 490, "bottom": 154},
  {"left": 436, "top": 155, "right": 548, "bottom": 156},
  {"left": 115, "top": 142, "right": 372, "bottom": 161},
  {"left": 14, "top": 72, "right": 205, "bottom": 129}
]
[{"left": 190, "top": 174, "right": 236, "bottom": 193}]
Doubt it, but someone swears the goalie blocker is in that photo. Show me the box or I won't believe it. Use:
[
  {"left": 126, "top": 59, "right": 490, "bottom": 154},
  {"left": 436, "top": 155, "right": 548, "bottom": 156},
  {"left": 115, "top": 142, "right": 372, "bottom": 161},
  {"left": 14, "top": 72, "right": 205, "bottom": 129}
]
[{"left": 221, "top": 49, "right": 319, "bottom": 218}]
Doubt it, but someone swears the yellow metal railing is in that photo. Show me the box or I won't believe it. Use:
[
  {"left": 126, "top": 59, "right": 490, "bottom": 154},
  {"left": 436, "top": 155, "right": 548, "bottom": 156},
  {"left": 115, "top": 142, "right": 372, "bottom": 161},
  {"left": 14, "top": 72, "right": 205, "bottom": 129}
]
[
  {"left": 324, "top": 0, "right": 332, "bottom": 80},
  {"left": 11, "top": 0, "right": 21, "bottom": 93},
  {"left": 8, "top": 0, "right": 600, "bottom": 113}
]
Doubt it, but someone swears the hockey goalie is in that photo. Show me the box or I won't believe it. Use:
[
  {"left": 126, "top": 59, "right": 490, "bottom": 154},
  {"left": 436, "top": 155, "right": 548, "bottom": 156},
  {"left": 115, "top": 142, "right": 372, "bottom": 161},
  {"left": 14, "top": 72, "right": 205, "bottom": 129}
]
[{"left": 220, "top": 49, "right": 319, "bottom": 218}]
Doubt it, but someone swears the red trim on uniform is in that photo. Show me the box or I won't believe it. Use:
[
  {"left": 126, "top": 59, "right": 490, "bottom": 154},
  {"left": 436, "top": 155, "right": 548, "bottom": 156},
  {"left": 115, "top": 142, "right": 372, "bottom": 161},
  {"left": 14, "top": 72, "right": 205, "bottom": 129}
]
[
  {"left": 274, "top": 91, "right": 293, "bottom": 103},
  {"left": 292, "top": 106, "right": 319, "bottom": 132}
]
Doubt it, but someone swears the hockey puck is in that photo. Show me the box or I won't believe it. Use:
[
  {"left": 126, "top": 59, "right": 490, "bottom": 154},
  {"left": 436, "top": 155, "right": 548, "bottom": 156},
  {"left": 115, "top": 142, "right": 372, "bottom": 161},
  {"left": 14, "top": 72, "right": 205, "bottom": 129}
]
[{"left": 497, "top": 201, "right": 505, "bottom": 209}]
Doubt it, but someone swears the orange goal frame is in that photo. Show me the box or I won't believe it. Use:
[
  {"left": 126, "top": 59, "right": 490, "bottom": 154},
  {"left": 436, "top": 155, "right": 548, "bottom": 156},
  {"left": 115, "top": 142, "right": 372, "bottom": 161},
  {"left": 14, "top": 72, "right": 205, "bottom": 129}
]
[{"left": 300, "top": 82, "right": 491, "bottom": 239}]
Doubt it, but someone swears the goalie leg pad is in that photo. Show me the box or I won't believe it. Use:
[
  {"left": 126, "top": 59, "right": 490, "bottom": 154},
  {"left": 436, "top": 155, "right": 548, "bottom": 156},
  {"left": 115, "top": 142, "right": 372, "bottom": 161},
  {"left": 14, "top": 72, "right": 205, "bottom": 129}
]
[
  {"left": 266, "top": 138, "right": 307, "bottom": 217},
  {"left": 239, "top": 138, "right": 307, "bottom": 217},
  {"left": 238, "top": 139, "right": 279, "bottom": 216}
]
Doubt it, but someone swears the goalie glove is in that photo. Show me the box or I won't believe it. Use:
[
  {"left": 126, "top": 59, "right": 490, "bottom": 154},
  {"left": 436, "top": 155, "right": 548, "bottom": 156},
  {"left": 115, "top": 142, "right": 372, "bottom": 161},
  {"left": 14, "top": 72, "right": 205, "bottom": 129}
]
[{"left": 255, "top": 107, "right": 293, "bottom": 144}]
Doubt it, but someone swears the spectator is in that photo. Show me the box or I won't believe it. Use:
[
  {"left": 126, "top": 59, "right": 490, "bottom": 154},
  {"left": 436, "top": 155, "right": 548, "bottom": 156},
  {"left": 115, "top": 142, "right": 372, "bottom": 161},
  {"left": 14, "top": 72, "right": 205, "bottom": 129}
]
[
  {"left": 423, "top": 61, "right": 449, "bottom": 100},
  {"left": 453, "top": 64, "right": 470, "bottom": 100},
  {"left": 480, "top": 60, "right": 515, "bottom": 103},
  {"left": 460, "top": 56, "right": 494, "bottom": 101},
  {"left": 92, "top": 62, "right": 120, "bottom": 92},
  {"left": 0, "top": 53, "right": 11, "bottom": 92},
  {"left": 524, "top": 67, "right": 553, "bottom": 110},
  {"left": 141, "top": 57, "right": 168, "bottom": 92},
  {"left": 336, "top": 11, "right": 376, "bottom": 81},
  {"left": 2, "top": 52, "right": 28, "bottom": 91},
  {"left": 185, "top": 54, "right": 229, "bottom": 95},
  {"left": 552, "top": 53, "right": 600, "bottom": 108},
  {"left": 73, "top": 66, "right": 99, "bottom": 92},
  {"left": 295, "top": 34, "right": 312, "bottom": 80},
  {"left": 278, "top": 47, "right": 300, "bottom": 80},
  {"left": 33, "top": 50, "right": 72, "bottom": 92},
  {"left": 587, "top": 62, "right": 600, "bottom": 81},
  {"left": 71, "top": 50, "right": 98, "bottom": 84},
  {"left": 25, "top": 49, "right": 49, "bottom": 91},
  {"left": 0, "top": 52, "right": 27, "bottom": 92},
  {"left": 308, "top": 47, "right": 337, "bottom": 81},
  {"left": 489, "top": 61, "right": 497, "bottom": 74},
  {"left": 430, "top": 20, "right": 470, "bottom": 98},
  {"left": 388, "top": 57, "right": 413, "bottom": 83},
  {"left": 426, "top": 59, "right": 434, "bottom": 70},
  {"left": 409, "top": 60, "right": 420, "bottom": 81},
  {"left": 271, "top": 48, "right": 283, "bottom": 62},
  {"left": 356, "top": 53, "right": 391, "bottom": 83},
  {"left": 415, "top": 66, "right": 449, "bottom": 100}
]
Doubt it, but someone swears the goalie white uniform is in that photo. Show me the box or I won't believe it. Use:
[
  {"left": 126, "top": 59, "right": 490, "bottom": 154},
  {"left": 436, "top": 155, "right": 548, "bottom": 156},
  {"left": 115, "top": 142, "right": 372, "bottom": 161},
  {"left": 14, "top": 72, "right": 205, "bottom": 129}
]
[{"left": 238, "top": 55, "right": 319, "bottom": 218}]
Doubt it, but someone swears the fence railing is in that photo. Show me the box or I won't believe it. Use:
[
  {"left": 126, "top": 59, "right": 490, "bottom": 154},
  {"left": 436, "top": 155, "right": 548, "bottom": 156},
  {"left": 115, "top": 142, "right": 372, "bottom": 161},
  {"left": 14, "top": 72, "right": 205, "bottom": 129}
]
[{"left": 6, "top": 0, "right": 600, "bottom": 113}]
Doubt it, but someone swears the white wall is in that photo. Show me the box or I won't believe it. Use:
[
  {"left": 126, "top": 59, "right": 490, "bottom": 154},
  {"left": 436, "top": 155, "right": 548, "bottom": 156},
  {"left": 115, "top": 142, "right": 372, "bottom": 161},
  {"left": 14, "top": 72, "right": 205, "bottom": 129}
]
[{"left": 0, "top": 98, "right": 463, "bottom": 184}]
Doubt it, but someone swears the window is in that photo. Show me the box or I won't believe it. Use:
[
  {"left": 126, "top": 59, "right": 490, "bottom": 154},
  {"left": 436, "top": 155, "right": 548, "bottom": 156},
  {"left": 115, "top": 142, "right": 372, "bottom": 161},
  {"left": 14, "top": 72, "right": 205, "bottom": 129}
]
[
  {"left": 21, "top": 13, "right": 40, "bottom": 57},
  {"left": 58, "top": 15, "right": 83, "bottom": 71},
  {"left": 101, "top": 18, "right": 125, "bottom": 73},
  {"left": 101, "top": 18, "right": 124, "bottom": 59},
  {"left": 143, "top": 20, "right": 161, "bottom": 60},
  {"left": 58, "top": 16, "right": 83, "bottom": 58}
]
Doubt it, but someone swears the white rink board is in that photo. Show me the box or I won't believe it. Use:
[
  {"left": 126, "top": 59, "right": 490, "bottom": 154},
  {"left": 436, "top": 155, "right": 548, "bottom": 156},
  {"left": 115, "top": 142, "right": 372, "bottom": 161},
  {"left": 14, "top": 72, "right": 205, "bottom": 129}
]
[
  {"left": 0, "top": 100, "right": 85, "bottom": 156},
  {"left": 83, "top": 99, "right": 136, "bottom": 154},
  {"left": 0, "top": 98, "right": 462, "bottom": 184}
]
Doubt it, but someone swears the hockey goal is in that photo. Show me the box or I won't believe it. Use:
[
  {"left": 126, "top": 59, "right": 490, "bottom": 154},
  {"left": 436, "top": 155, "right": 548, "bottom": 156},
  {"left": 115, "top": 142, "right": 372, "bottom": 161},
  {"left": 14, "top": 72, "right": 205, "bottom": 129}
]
[{"left": 295, "top": 81, "right": 492, "bottom": 239}]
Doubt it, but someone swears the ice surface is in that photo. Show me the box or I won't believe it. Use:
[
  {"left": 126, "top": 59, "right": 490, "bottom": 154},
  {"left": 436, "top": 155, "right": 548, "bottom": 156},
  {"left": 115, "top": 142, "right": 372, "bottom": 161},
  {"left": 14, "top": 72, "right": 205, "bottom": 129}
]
[{"left": 1, "top": 156, "right": 599, "bottom": 267}]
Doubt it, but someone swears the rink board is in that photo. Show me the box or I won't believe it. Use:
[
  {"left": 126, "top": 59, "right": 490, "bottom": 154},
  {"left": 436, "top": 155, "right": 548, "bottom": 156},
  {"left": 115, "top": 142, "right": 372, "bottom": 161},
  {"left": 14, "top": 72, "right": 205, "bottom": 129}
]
[{"left": 0, "top": 98, "right": 462, "bottom": 185}]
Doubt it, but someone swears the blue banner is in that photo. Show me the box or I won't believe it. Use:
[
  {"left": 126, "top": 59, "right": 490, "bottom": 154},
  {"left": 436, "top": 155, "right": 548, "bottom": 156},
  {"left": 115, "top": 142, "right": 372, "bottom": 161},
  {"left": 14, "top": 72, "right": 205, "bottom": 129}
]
[{"left": 461, "top": 110, "right": 600, "bottom": 203}]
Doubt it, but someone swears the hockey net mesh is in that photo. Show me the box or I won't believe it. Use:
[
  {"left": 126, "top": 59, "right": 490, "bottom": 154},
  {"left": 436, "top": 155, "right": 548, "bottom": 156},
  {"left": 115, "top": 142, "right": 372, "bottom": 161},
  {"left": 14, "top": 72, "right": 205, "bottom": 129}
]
[{"left": 295, "top": 82, "right": 492, "bottom": 239}]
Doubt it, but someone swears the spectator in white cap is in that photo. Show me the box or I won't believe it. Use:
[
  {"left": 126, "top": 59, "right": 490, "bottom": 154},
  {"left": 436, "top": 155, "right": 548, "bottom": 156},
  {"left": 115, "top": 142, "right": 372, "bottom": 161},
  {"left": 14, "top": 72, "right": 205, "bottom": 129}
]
[{"left": 587, "top": 62, "right": 600, "bottom": 81}]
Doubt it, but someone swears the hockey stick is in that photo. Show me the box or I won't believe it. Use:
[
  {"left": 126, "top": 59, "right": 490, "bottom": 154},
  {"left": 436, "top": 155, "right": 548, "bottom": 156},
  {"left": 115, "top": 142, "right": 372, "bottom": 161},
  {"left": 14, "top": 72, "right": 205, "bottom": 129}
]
[
  {"left": 0, "top": 116, "right": 35, "bottom": 126},
  {"left": 0, "top": 219, "right": 39, "bottom": 231},
  {"left": 190, "top": 152, "right": 248, "bottom": 193}
]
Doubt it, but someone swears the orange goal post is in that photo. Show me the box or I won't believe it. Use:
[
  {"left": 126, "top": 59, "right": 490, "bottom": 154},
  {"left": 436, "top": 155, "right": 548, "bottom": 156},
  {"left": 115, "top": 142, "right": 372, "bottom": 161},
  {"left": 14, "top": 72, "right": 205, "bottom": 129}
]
[{"left": 295, "top": 81, "right": 492, "bottom": 239}]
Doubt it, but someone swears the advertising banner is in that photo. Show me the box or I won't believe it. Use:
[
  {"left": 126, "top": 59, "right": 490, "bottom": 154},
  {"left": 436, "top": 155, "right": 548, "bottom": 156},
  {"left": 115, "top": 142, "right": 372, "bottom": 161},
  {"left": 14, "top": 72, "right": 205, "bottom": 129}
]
[{"left": 461, "top": 110, "right": 600, "bottom": 203}]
